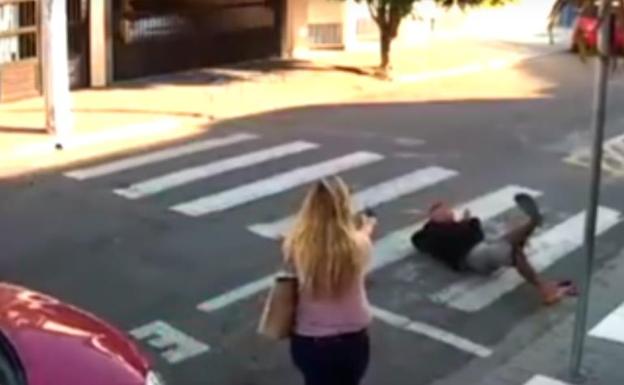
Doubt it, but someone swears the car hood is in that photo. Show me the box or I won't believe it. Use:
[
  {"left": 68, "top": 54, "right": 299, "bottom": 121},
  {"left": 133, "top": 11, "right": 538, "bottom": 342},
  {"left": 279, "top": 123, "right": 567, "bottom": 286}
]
[{"left": 0, "top": 283, "right": 149, "bottom": 385}]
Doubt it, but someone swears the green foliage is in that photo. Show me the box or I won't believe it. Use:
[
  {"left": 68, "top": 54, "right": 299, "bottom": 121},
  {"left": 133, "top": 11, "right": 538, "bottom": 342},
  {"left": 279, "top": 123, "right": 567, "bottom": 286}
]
[
  {"left": 348, "top": 0, "right": 514, "bottom": 69},
  {"left": 352, "top": 0, "right": 514, "bottom": 14},
  {"left": 436, "top": 0, "right": 512, "bottom": 8}
]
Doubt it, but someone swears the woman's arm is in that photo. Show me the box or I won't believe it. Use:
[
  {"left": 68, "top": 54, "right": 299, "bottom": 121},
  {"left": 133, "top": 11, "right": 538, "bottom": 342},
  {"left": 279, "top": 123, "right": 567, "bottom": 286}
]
[
  {"left": 353, "top": 221, "right": 375, "bottom": 273},
  {"left": 358, "top": 216, "right": 377, "bottom": 238}
]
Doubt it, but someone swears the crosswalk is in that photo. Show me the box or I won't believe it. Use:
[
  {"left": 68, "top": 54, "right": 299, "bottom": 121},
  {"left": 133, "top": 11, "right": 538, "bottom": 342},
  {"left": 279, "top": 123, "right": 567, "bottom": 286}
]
[
  {"left": 65, "top": 133, "right": 258, "bottom": 180},
  {"left": 590, "top": 300, "right": 624, "bottom": 345},
  {"left": 114, "top": 141, "right": 319, "bottom": 199},
  {"left": 171, "top": 151, "right": 384, "bottom": 216},
  {"left": 523, "top": 375, "right": 569, "bottom": 385},
  {"left": 248, "top": 165, "right": 459, "bottom": 239},
  {"left": 65, "top": 132, "right": 623, "bottom": 322},
  {"left": 565, "top": 132, "right": 624, "bottom": 177}
]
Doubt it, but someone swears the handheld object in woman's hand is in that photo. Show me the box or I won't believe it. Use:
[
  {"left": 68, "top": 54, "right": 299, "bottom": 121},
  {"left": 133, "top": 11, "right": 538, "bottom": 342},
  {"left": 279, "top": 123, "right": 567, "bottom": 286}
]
[{"left": 363, "top": 207, "right": 376, "bottom": 218}]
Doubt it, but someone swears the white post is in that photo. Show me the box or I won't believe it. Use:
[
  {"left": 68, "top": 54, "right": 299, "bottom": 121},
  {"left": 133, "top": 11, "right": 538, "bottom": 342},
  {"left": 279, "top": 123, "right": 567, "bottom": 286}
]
[{"left": 41, "top": 0, "right": 73, "bottom": 148}]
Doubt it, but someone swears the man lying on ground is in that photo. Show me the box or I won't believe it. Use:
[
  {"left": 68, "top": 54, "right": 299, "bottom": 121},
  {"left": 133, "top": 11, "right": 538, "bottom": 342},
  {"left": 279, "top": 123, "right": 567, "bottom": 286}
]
[{"left": 411, "top": 194, "right": 576, "bottom": 305}]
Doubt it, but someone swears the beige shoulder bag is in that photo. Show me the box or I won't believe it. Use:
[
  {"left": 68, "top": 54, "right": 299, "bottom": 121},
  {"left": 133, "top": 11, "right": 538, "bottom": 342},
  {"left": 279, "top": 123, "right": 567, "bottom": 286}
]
[{"left": 257, "top": 263, "right": 298, "bottom": 340}]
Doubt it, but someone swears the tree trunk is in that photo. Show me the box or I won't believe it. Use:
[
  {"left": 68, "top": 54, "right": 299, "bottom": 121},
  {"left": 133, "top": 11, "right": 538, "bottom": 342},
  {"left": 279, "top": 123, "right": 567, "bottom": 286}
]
[
  {"left": 380, "top": 26, "right": 392, "bottom": 70},
  {"left": 370, "top": 2, "right": 403, "bottom": 78}
]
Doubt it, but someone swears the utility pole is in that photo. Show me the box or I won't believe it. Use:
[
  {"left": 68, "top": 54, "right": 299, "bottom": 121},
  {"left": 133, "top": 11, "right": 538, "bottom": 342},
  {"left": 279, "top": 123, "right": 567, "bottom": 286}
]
[
  {"left": 41, "top": 0, "right": 73, "bottom": 149},
  {"left": 569, "top": 0, "right": 612, "bottom": 381}
]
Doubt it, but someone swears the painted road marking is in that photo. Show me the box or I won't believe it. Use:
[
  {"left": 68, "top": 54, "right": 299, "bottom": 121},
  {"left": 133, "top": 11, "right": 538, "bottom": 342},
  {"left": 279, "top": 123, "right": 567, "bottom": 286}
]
[
  {"left": 432, "top": 207, "right": 621, "bottom": 312},
  {"left": 524, "top": 375, "right": 570, "bottom": 385},
  {"left": 371, "top": 306, "right": 492, "bottom": 357},
  {"left": 589, "top": 300, "right": 624, "bottom": 345},
  {"left": 197, "top": 185, "right": 540, "bottom": 313},
  {"left": 114, "top": 141, "right": 319, "bottom": 199},
  {"left": 172, "top": 151, "right": 384, "bottom": 217},
  {"left": 65, "top": 133, "right": 257, "bottom": 180},
  {"left": 197, "top": 275, "right": 276, "bottom": 313},
  {"left": 14, "top": 118, "right": 182, "bottom": 157},
  {"left": 248, "top": 166, "right": 459, "bottom": 239},
  {"left": 565, "top": 133, "right": 624, "bottom": 177},
  {"left": 130, "top": 320, "right": 210, "bottom": 364}
]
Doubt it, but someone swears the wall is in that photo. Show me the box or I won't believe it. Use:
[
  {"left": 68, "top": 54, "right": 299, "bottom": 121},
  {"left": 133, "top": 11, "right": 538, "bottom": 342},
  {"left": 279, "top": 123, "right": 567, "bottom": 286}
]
[{"left": 308, "top": 0, "right": 343, "bottom": 24}]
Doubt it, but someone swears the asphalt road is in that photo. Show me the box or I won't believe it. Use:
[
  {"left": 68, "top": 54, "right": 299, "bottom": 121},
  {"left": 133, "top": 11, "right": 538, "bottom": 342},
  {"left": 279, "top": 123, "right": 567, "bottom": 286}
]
[{"left": 2, "top": 52, "right": 624, "bottom": 385}]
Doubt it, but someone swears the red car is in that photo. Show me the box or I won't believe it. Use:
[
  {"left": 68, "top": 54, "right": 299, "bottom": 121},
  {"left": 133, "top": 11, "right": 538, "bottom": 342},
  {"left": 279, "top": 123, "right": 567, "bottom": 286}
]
[
  {"left": 571, "top": 5, "right": 624, "bottom": 53},
  {"left": 0, "top": 283, "right": 164, "bottom": 385}
]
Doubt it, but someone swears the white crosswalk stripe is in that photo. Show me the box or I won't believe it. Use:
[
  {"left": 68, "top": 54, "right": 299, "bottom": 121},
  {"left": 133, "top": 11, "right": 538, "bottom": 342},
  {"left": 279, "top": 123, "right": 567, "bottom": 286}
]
[
  {"left": 197, "top": 185, "right": 541, "bottom": 313},
  {"left": 523, "top": 375, "right": 570, "bottom": 385},
  {"left": 114, "top": 141, "right": 319, "bottom": 199},
  {"left": 590, "top": 300, "right": 624, "bottom": 345},
  {"left": 248, "top": 166, "right": 459, "bottom": 239},
  {"left": 65, "top": 133, "right": 258, "bottom": 180},
  {"left": 371, "top": 306, "right": 493, "bottom": 357},
  {"left": 171, "top": 151, "right": 384, "bottom": 217},
  {"left": 431, "top": 207, "right": 622, "bottom": 312}
]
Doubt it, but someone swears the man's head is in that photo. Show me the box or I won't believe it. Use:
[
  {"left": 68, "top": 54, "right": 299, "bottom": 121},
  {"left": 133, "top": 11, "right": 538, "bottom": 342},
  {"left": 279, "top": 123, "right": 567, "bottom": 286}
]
[{"left": 429, "top": 201, "right": 455, "bottom": 223}]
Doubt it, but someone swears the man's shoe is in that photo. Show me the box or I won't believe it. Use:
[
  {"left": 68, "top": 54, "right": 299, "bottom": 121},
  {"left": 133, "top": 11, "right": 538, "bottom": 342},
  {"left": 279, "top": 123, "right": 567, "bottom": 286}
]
[{"left": 514, "top": 193, "right": 543, "bottom": 226}]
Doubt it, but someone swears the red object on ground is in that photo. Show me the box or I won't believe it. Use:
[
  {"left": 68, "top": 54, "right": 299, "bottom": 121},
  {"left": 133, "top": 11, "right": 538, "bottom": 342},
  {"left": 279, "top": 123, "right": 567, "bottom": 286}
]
[{"left": 0, "top": 282, "right": 156, "bottom": 385}]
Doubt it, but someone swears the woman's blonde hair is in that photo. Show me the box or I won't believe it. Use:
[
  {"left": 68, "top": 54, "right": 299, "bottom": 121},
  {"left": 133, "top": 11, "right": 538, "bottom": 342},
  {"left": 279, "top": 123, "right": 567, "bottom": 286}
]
[{"left": 284, "top": 177, "right": 366, "bottom": 299}]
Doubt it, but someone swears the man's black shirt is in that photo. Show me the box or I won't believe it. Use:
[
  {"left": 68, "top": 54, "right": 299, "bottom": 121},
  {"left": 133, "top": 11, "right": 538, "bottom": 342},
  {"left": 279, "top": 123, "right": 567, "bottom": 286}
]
[{"left": 411, "top": 218, "right": 485, "bottom": 270}]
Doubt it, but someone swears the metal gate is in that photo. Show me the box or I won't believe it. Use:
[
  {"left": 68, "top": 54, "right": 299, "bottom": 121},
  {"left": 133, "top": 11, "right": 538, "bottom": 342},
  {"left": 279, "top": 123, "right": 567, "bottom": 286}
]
[
  {"left": 0, "top": 0, "right": 39, "bottom": 102},
  {"left": 112, "top": 0, "right": 285, "bottom": 81},
  {"left": 67, "top": 0, "right": 90, "bottom": 88},
  {"left": 0, "top": 0, "right": 89, "bottom": 103}
]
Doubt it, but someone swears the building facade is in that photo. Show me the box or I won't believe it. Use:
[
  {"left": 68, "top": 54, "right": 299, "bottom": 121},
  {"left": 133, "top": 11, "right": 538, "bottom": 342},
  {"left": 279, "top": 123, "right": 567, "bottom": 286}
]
[
  {"left": 0, "top": 0, "right": 89, "bottom": 102},
  {"left": 0, "top": 0, "right": 301, "bottom": 102},
  {"left": 304, "top": 0, "right": 442, "bottom": 50}
]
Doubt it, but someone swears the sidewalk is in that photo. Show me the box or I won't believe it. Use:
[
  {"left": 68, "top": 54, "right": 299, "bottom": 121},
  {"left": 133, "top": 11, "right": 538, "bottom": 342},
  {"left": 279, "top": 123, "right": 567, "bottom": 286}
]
[
  {"left": 300, "top": 37, "right": 564, "bottom": 80},
  {"left": 0, "top": 61, "right": 379, "bottom": 179},
  {"left": 0, "top": 38, "right": 564, "bottom": 179},
  {"left": 434, "top": 248, "right": 624, "bottom": 385}
]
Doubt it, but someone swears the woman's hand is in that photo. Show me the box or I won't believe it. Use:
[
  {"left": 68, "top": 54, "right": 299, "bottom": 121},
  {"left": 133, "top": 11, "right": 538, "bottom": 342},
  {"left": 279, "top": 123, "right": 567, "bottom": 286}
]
[{"left": 360, "top": 215, "right": 377, "bottom": 238}]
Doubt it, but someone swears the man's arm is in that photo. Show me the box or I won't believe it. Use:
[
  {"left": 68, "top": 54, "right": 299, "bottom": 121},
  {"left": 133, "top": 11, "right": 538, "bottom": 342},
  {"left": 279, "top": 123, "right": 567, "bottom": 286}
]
[
  {"left": 460, "top": 217, "right": 485, "bottom": 244},
  {"left": 411, "top": 224, "right": 431, "bottom": 254}
]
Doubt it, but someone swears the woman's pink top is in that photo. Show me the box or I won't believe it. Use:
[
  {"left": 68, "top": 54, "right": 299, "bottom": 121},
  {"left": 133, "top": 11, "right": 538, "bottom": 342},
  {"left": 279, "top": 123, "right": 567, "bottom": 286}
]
[{"left": 291, "top": 234, "right": 372, "bottom": 337}]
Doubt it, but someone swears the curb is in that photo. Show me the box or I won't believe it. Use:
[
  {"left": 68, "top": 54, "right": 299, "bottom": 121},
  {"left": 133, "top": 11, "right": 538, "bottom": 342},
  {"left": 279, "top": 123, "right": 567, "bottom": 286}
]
[{"left": 394, "top": 49, "right": 564, "bottom": 84}]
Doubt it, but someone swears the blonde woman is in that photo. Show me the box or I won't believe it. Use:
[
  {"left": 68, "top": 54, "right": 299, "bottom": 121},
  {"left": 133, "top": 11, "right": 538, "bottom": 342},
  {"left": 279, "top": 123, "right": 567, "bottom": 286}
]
[{"left": 283, "top": 177, "right": 376, "bottom": 385}]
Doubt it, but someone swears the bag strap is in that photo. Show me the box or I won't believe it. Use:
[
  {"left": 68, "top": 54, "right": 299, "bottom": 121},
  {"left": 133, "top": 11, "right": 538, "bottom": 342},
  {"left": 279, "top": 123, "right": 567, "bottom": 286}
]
[
  {"left": 278, "top": 258, "right": 297, "bottom": 279},
  {"left": 280, "top": 244, "right": 298, "bottom": 278}
]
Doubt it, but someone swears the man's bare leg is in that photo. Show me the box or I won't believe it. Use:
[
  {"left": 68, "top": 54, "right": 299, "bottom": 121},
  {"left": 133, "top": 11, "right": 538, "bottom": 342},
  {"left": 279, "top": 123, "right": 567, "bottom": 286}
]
[
  {"left": 502, "top": 219, "right": 538, "bottom": 249},
  {"left": 505, "top": 195, "right": 566, "bottom": 303}
]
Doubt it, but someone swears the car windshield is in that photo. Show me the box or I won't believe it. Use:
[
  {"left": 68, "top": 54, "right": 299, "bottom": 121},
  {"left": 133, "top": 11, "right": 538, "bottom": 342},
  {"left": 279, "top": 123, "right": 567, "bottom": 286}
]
[{"left": 0, "top": 332, "right": 25, "bottom": 385}]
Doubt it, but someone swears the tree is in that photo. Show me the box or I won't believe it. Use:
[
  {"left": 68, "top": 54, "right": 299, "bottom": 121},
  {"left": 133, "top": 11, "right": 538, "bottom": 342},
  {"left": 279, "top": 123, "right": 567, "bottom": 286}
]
[{"left": 353, "top": 0, "right": 511, "bottom": 76}]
